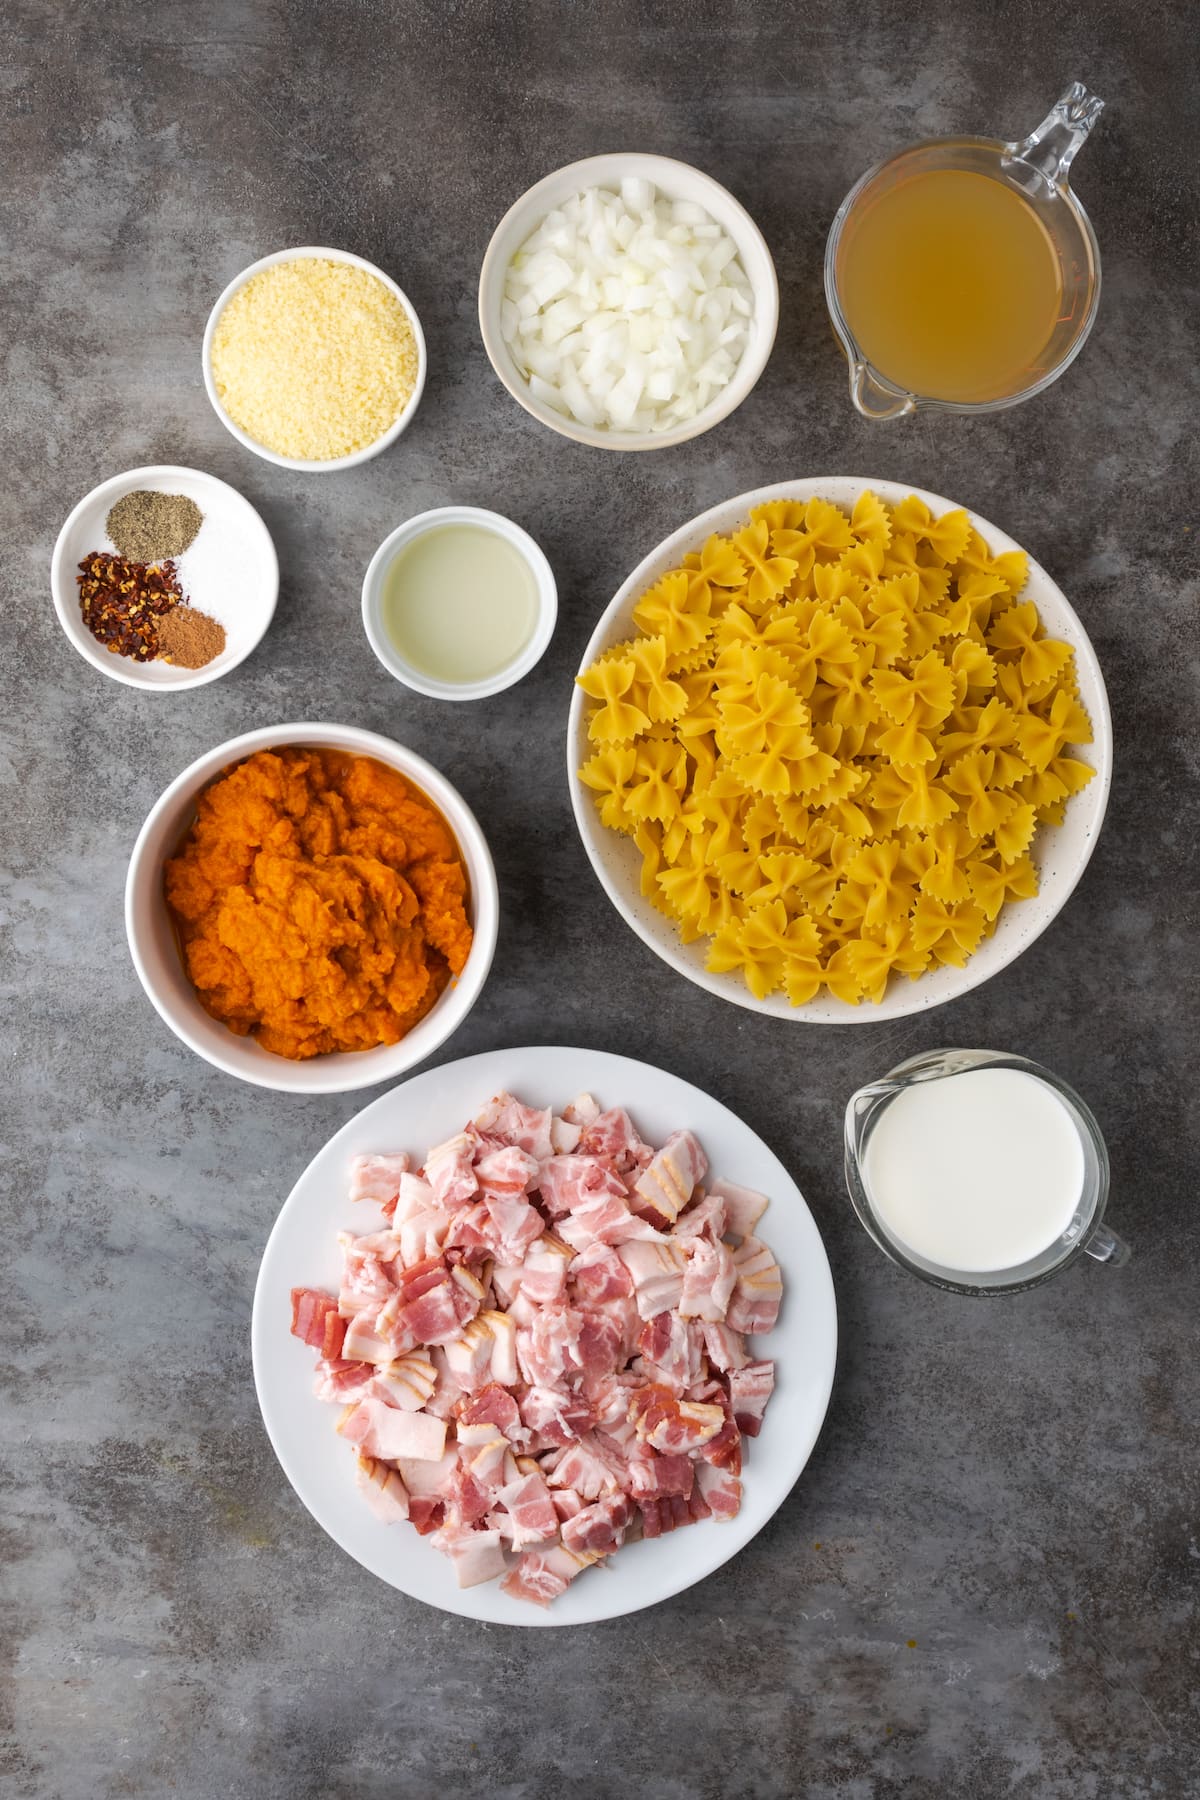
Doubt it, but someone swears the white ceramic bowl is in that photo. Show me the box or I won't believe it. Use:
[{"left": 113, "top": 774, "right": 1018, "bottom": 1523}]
[
  {"left": 361, "top": 505, "right": 558, "bottom": 701},
  {"left": 51, "top": 465, "right": 278, "bottom": 691},
  {"left": 567, "top": 477, "right": 1113, "bottom": 1023},
  {"left": 126, "top": 723, "right": 499, "bottom": 1093},
  {"left": 202, "top": 246, "right": 428, "bottom": 472},
  {"left": 478, "top": 153, "right": 779, "bottom": 453}
]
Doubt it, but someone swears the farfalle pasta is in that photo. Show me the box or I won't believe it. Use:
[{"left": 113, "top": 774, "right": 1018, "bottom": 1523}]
[{"left": 577, "top": 492, "right": 1095, "bottom": 1006}]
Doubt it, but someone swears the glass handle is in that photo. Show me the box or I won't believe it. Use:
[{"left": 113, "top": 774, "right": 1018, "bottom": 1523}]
[
  {"left": 849, "top": 361, "right": 915, "bottom": 421},
  {"left": 1083, "top": 1220, "right": 1130, "bottom": 1267},
  {"left": 1003, "top": 82, "right": 1105, "bottom": 194}
]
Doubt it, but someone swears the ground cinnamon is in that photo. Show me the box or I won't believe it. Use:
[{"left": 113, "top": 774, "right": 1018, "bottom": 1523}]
[{"left": 157, "top": 606, "right": 226, "bottom": 668}]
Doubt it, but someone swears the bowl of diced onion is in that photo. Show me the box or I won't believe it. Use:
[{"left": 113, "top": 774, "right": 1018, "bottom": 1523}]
[{"left": 478, "top": 153, "right": 779, "bottom": 452}]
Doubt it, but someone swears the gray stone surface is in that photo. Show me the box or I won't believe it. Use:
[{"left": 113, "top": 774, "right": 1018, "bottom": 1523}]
[{"left": 3, "top": 2, "right": 1197, "bottom": 1796}]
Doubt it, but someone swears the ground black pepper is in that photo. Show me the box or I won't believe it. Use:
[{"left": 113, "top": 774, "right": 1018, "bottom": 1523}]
[{"left": 105, "top": 490, "right": 202, "bottom": 562}]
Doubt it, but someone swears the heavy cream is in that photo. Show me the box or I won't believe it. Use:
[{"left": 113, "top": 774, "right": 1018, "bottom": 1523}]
[{"left": 862, "top": 1065, "right": 1085, "bottom": 1274}]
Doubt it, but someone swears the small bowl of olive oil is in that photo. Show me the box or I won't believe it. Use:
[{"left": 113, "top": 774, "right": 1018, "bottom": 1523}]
[{"left": 362, "top": 506, "right": 557, "bottom": 701}]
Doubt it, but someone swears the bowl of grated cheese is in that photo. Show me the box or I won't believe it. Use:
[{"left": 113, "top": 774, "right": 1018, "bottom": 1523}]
[{"left": 202, "top": 246, "right": 428, "bottom": 472}]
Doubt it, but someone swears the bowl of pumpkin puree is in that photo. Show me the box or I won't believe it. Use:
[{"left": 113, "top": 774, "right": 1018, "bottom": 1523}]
[{"left": 125, "top": 723, "right": 498, "bottom": 1093}]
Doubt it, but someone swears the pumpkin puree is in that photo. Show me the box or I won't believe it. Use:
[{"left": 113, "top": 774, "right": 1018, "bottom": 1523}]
[{"left": 165, "top": 748, "right": 473, "bottom": 1059}]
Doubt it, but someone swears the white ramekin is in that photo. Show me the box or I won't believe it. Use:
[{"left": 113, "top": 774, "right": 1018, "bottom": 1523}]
[
  {"left": 202, "top": 246, "right": 428, "bottom": 472},
  {"left": 361, "top": 506, "right": 557, "bottom": 701}
]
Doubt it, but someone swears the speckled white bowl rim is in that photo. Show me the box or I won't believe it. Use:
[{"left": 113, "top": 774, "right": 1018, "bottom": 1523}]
[
  {"left": 566, "top": 476, "right": 1113, "bottom": 1024},
  {"left": 478, "top": 152, "right": 779, "bottom": 453},
  {"left": 125, "top": 723, "right": 499, "bottom": 1092},
  {"left": 361, "top": 505, "right": 558, "bottom": 700},
  {"left": 201, "top": 246, "right": 428, "bottom": 472}
]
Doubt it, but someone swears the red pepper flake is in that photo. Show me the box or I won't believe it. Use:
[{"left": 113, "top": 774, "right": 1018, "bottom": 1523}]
[{"left": 76, "top": 552, "right": 183, "bottom": 661}]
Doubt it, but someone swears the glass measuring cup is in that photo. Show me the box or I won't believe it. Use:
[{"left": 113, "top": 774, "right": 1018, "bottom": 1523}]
[
  {"left": 844, "top": 1048, "right": 1129, "bottom": 1296},
  {"left": 825, "top": 83, "right": 1105, "bottom": 419}
]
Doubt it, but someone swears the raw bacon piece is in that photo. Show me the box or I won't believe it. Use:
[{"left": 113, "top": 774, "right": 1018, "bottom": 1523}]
[
  {"left": 424, "top": 1132, "right": 479, "bottom": 1207},
  {"left": 549, "top": 1115, "right": 582, "bottom": 1154},
  {"left": 368, "top": 1352, "right": 438, "bottom": 1410},
  {"left": 701, "top": 1321, "right": 750, "bottom": 1373},
  {"left": 677, "top": 1236, "right": 737, "bottom": 1323},
  {"left": 475, "top": 1143, "right": 541, "bottom": 1196},
  {"left": 393, "top": 1172, "right": 437, "bottom": 1223},
  {"left": 570, "top": 1243, "right": 635, "bottom": 1305},
  {"left": 616, "top": 1240, "right": 689, "bottom": 1319},
  {"left": 537, "top": 1154, "right": 628, "bottom": 1218},
  {"left": 633, "top": 1130, "right": 708, "bottom": 1229},
  {"left": 708, "top": 1177, "right": 769, "bottom": 1240},
  {"left": 495, "top": 1471, "right": 559, "bottom": 1548},
  {"left": 337, "top": 1400, "right": 447, "bottom": 1463},
  {"left": 636, "top": 1311, "right": 704, "bottom": 1392},
  {"left": 348, "top": 1153, "right": 411, "bottom": 1205},
  {"left": 500, "top": 1543, "right": 602, "bottom": 1607},
  {"left": 695, "top": 1461, "right": 742, "bottom": 1520},
  {"left": 562, "top": 1092, "right": 601, "bottom": 1127},
  {"left": 729, "top": 1360, "right": 775, "bottom": 1437},
  {"left": 726, "top": 1237, "right": 783, "bottom": 1335},
  {"left": 639, "top": 1485, "right": 711, "bottom": 1538},
  {"left": 548, "top": 1434, "right": 624, "bottom": 1500},
  {"left": 628, "top": 1384, "right": 724, "bottom": 1454},
  {"left": 457, "top": 1383, "right": 522, "bottom": 1437},
  {"left": 473, "top": 1094, "right": 555, "bottom": 1161},
  {"left": 628, "top": 1453, "right": 694, "bottom": 1500},
  {"left": 355, "top": 1453, "right": 410, "bottom": 1522},
  {"left": 518, "top": 1241, "right": 573, "bottom": 1305},
  {"left": 290, "top": 1287, "right": 346, "bottom": 1359},
  {"left": 673, "top": 1190, "right": 728, "bottom": 1242},
  {"left": 556, "top": 1190, "right": 640, "bottom": 1250},
  {"left": 342, "top": 1311, "right": 395, "bottom": 1363},
  {"left": 576, "top": 1309, "right": 626, "bottom": 1378},
  {"left": 500, "top": 1552, "right": 569, "bottom": 1607},
  {"left": 444, "top": 1317, "right": 496, "bottom": 1392},
  {"left": 578, "top": 1107, "right": 651, "bottom": 1174},
  {"left": 476, "top": 1310, "right": 519, "bottom": 1387},
  {"left": 312, "top": 1357, "right": 376, "bottom": 1403},
  {"left": 562, "top": 1494, "right": 634, "bottom": 1556},
  {"left": 519, "top": 1385, "right": 593, "bottom": 1446},
  {"left": 433, "top": 1525, "right": 509, "bottom": 1588},
  {"left": 480, "top": 1190, "right": 544, "bottom": 1260},
  {"left": 407, "top": 1496, "right": 446, "bottom": 1535}
]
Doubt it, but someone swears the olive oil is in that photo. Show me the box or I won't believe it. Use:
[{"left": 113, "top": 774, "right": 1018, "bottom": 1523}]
[
  {"left": 381, "top": 525, "right": 538, "bottom": 686},
  {"left": 836, "top": 169, "right": 1063, "bottom": 404}
]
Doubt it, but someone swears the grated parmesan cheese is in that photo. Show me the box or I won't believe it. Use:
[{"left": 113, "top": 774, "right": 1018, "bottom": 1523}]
[{"left": 211, "top": 258, "right": 419, "bottom": 461}]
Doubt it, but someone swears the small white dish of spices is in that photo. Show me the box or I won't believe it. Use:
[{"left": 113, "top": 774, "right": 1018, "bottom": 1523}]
[
  {"left": 202, "top": 246, "right": 428, "bottom": 471},
  {"left": 50, "top": 464, "right": 279, "bottom": 690}
]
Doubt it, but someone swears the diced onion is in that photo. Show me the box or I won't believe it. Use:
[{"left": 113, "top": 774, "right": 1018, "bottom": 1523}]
[{"left": 500, "top": 182, "right": 755, "bottom": 435}]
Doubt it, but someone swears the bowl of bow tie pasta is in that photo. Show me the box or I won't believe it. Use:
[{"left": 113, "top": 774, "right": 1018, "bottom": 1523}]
[{"left": 567, "top": 478, "right": 1112, "bottom": 1022}]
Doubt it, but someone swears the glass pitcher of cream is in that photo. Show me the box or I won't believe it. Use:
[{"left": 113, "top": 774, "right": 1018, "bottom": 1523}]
[
  {"left": 825, "top": 83, "right": 1105, "bottom": 419},
  {"left": 844, "top": 1048, "right": 1129, "bottom": 1296}
]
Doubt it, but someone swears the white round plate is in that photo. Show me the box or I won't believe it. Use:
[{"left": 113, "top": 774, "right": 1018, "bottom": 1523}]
[
  {"left": 51, "top": 464, "right": 278, "bottom": 690},
  {"left": 567, "top": 476, "right": 1113, "bottom": 1023},
  {"left": 251, "top": 1045, "right": 837, "bottom": 1626}
]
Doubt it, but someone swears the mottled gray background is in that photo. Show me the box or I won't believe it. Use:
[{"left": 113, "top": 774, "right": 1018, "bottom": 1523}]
[{"left": 3, "top": 1, "right": 1197, "bottom": 1796}]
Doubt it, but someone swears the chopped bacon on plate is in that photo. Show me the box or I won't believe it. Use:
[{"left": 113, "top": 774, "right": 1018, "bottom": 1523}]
[{"left": 288, "top": 1090, "right": 783, "bottom": 1605}]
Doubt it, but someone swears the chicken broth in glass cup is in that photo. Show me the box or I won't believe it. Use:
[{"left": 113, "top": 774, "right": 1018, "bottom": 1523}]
[{"left": 825, "top": 84, "right": 1104, "bottom": 419}]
